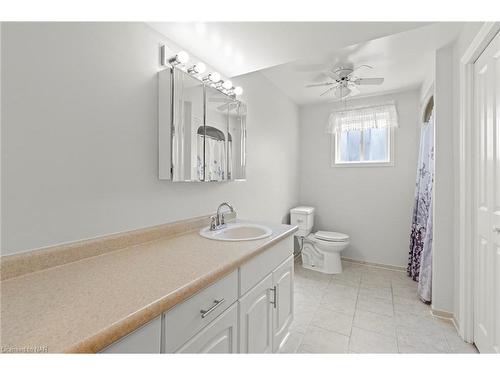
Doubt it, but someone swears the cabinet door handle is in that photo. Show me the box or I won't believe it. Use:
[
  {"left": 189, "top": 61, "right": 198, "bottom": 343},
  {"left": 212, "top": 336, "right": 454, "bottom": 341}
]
[
  {"left": 493, "top": 226, "right": 500, "bottom": 233},
  {"left": 200, "top": 298, "right": 225, "bottom": 318},
  {"left": 270, "top": 286, "right": 277, "bottom": 308}
]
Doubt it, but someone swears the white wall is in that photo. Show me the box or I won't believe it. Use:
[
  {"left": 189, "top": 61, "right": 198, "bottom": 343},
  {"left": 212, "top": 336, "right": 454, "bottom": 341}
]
[
  {"left": 298, "top": 90, "right": 420, "bottom": 267},
  {"left": 1, "top": 22, "right": 300, "bottom": 255},
  {"left": 433, "top": 43, "right": 455, "bottom": 312}
]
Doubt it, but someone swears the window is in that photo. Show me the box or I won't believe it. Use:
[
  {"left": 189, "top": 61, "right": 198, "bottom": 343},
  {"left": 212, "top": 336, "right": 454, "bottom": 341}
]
[{"left": 328, "top": 102, "right": 397, "bottom": 166}]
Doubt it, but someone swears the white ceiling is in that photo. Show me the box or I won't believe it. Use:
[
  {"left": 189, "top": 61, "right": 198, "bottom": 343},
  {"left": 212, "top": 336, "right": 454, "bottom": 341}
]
[
  {"left": 148, "top": 22, "right": 431, "bottom": 78},
  {"left": 260, "top": 23, "right": 465, "bottom": 105}
]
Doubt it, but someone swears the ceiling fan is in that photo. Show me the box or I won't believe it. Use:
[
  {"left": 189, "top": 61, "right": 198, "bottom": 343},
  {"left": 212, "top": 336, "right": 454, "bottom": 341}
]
[{"left": 305, "top": 65, "right": 384, "bottom": 99}]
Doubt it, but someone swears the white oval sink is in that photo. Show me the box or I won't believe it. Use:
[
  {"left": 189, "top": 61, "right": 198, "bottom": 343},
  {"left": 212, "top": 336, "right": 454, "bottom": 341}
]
[{"left": 199, "top": 223, "right": 272, "bottom": 241}]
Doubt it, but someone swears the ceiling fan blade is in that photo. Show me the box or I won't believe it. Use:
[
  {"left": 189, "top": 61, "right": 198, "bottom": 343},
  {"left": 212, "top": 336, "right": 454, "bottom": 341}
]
[
  {"left": 322, "top": 70, "right": 341, "bottom": 80},
  {"left": 305, "top": 82, "right": 335, "bottom": 88},
  {"left": 320, "top": 86, "right": 336, "bottom": 96},
  {"left": 347, "top": 85, "right": 360, "bottom": 96},
  {"left": 333, "top": 86, "right": 352, "bottom": 99},
  {"left": 349, "top": 64, "right": 373, "bottom": 77},
  {"left": 355, "top": 77, "right": 384, "bottom": 85}
]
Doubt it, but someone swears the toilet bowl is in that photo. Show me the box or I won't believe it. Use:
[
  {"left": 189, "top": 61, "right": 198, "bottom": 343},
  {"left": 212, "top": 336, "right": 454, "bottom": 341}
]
[
  {"left": 301, "top": 231, "right": 350, "bottom": 274},
  {"left": 290, "top": 206, "right": 350, "bottom": 274}
]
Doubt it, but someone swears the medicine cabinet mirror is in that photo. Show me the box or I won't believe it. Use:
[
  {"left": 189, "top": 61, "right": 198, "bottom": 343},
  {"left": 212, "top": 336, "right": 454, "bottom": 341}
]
[{"left": 159, "top": 67, "right": 246, "bottom": 182}]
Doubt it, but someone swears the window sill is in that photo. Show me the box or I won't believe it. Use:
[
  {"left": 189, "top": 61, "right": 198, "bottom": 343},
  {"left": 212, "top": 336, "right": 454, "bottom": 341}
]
[{"left": 331, "top": 160, "right": 395, "bottom": 168}]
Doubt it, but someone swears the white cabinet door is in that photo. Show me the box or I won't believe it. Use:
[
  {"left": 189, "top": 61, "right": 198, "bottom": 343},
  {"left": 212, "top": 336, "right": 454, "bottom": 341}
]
[
  {"left": 474, "top": 30, "right": 500, "bottom": 354},
  {"left": 101, "top": 316, "right": 161, "bottom": 353},
  {"left": 175, "top": 304, "right": 238, "bottom": 353},
  {"left": 272, "top": 255, "right": 294, "bottom": 352},
  {"left": 239, "top": 273, "right": 273, "bottom": 353}
]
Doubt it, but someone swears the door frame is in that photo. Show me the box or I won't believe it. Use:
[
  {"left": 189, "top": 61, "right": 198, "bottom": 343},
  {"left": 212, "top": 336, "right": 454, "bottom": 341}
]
[{"left": 458, "top": 22, "right": 500, "bottom": 343}]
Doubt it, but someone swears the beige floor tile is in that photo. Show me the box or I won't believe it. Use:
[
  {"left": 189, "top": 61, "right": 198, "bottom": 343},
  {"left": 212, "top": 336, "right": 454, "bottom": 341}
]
[
  {"left": 291, "top": 262, "right": 478, "bottom": 354},
  {"left": 295, "top": 265, "right": 333, "bottom": 284},
  {"left": 356, "top": 294, "right": 394, "bottom": 317},
  {"left": 394, "top": 311, "right": 457, "bottom": 337},
  {"left": 352, "top": 309, "right": 397, "bottom": 337},
  {"left": 360, "top": 277, "right": 392, "bottom": 289},
  {"left": 310, "top": 306, "right": 353, "bottom": 336},
  {"left": 444, "top": 331, "right": 478, "bottom": 353},
  {"left": 320, "top": 293, "right": 358, "bottom": 317},
  {"left": 330, "top": 271, "right": 362, "bottom": 287},
  {"left": 295, "top": 284, "right": 326, "bottom": 303},
  {"left": 396, "top": 325, "right": 450, "bottom": 353},
  {"left": 391, "top": 287, "right": 419, "bottom": 301},
  {"left": 290, "top": 305, "right": 317, "bottom": 334},
  {"left": 349, "top": 327, "right": 398, "bottom": 353},
  {"left": 299, "top": 325, "right": 350, "bottom": 353},
  {"left": 324, "top": 283, "right": 359, "bottom": 299},
  {"left": 279, "top": 332, "right": 304, "bottom": 353},
  {"left": 393, "top": 296, "right": 431, "bottom": 316},
  {"left": 358, "top": 285, "right": 393, "bottom": 301}
]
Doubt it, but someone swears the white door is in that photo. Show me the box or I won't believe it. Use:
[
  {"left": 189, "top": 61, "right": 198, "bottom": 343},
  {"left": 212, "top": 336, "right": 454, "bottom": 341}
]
[
  {"left": 272, "top": 256, "right": 294, "bottom": 352},
  {"left": 239, "top": 273, "right": 273, "bottom": 353},
  {"left": 176, "top": 304, "right": 238, "bottom": 353},
  {"left": 474, "top": 30, "right": 500, "bottom": 354}
]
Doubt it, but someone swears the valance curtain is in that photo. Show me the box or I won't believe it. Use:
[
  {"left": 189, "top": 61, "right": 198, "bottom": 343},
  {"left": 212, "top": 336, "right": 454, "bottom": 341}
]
[{"left": 326, "top": 102, "right": 399, "bottom": 133}]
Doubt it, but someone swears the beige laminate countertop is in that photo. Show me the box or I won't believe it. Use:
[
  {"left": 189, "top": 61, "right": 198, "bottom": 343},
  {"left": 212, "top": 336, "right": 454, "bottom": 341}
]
[{"left": 0, "top": 221, "right": 296, "bottom": 353}]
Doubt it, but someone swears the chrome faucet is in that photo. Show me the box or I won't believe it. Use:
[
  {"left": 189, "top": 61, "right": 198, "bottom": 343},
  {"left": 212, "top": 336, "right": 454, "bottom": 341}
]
[{"left": 210, "top": 202, "right": 236, "bottom": 231}]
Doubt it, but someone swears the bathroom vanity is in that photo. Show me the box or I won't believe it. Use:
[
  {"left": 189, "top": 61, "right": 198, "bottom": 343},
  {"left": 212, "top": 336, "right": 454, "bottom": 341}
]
[
  {"left": 0, "top": 217, "right": 296, "bottom": 354},
  {"left": 102, "top": 236, "right": 294, "bottom": 353}
]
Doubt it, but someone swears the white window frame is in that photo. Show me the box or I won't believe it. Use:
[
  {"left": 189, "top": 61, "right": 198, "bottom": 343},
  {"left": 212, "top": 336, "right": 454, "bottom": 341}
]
[{"left": 331, "top": 127, "right": 395, "bottom": 167}]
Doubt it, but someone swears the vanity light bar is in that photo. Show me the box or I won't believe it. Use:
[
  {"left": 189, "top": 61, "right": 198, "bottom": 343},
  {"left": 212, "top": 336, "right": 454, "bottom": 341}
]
[
  {"left": 169, "top": 50, "right": 189, "bottom": 65},
  {"left": 160, "top": 45, "right": 243, "bottom": 97},
  {"left": 187, "top": 62, "right": 206, "bottom": 74}
]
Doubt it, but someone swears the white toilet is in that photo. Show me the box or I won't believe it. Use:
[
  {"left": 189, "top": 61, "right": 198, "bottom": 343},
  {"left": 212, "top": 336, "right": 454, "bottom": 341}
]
[{"left": 290, "top": 206, "right": 350, "bottom": 274}]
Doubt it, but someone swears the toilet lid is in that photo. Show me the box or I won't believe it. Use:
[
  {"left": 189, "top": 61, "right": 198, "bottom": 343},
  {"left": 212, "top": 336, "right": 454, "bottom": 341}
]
[{"left": 314, "top": 231, "right": 349, "bottom": 242}]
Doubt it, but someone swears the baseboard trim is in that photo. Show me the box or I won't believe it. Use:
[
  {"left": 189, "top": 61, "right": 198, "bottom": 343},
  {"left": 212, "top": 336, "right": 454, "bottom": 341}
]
[
  {"left": 341, "top": 257, "right": 406, "bottom": 272},
  {"left": 430, "top": 308, "right": 454, "bottom": 320},
  {"left": 451, "top": 315, "right": 460, "bottom": 333}
]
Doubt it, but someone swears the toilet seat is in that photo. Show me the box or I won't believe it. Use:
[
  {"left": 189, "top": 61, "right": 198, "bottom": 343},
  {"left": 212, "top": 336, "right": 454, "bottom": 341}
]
[{"left": 313, "top": 231, "right": 350, "bottom": 242}]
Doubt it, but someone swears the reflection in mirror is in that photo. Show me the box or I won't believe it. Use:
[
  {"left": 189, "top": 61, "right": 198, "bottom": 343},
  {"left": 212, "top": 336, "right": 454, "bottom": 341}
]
[
  {"left": 172, "top": 68, "right": 204, "bottom": 181},
  {"left": 228, "top": 101, "right": 247, "bottom": 180},
  {"left": 204, "top": 86, "right": 231, "bottom": 181}
]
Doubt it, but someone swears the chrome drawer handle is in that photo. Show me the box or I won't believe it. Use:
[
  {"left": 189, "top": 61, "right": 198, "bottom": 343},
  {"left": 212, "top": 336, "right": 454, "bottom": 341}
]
[
  {"left": 270, "top": 286, "right": 277, "bottom": 308},
  {"left": 200, "top": 299, "right": 225, "bottom": 318},
  {"left": 494, "top": 226, "right": 500, "bottom": 233}
]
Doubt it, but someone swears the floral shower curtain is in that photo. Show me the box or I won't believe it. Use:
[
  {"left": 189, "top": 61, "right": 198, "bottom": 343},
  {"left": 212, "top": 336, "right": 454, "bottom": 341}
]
[{"left": 407, "top": 112, "right": 434, "bottom": 303}]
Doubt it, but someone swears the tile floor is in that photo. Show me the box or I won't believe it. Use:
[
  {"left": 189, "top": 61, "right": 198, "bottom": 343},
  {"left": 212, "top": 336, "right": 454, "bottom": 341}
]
[{"left": 280, "top": 259, "right": 478, "bottom": 354}]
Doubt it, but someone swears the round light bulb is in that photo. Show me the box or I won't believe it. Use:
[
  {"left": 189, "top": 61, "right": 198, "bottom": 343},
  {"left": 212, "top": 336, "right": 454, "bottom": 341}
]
[
  {"left": 208, "top": 72, "right": 221, "bottom": 82},
  {"left": 233, "top": 86, "right": 243, "bottom": 96},
  {"left": 222, "top": 80, "right": 233, "bottom": 90},
  {"left": 194, "top": 62, "right": 206, "bottom": 74},
  {"left": 176, "top": 51, "right": 189, "bottom": 64}
]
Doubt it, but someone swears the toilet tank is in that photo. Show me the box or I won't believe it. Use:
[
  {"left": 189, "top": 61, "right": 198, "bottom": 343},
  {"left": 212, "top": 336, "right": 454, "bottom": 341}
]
[{"left": 290, "top": 206, "right": 315, "bottom": 237}]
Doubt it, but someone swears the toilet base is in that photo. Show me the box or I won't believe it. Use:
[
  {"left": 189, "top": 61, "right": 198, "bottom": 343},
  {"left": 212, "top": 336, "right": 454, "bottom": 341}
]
[{"left": 301, "top": 244, "right": 343, "bottom": 274}]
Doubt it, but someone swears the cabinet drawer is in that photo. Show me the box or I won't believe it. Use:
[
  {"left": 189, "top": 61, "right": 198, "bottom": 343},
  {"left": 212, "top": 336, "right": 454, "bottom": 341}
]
[
  {"left": 239, "top": 236, "right": 293, "bottom": 296},
  {"left": 163, "top": 270, "right": 238, "bottom": 352},
  {"left": 175, "top": 303, "right": 238, "bottom": 353},
  {"left": 101, "top": 315, "right": 161, "bottom": 353}
]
